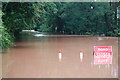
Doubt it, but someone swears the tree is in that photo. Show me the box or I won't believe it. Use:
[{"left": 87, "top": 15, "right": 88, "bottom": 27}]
[
  {"left": 60, "top": 2, "right": 112, "bottom": 35},
  {"left": 0, "top": 3, "right": 13, "bottom": 49},
  {"left": 38, "top": 2, "right": 66, "bottom": 32},
  {"left": 2, "top": 2, "right": 40, "bottom": 36}
]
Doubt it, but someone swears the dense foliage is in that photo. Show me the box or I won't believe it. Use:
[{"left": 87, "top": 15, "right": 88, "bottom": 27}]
[
  {"left": 1, "top": 2, "right": 120, "bottom": 48},
  {"left": 0, "top": 27, "right": 14, "bottom": 49},
  {"left": 0, "top": 5, "right": 13, "bottom": 49},
  {"left": 2, "top": 2, "right": 120, "bottom": 36},
  {"left": 37, "top": 2, "right": 120, "bottom": 36},
  {"left": 2, "top": 2, "right": 41, "bottom": 36}
]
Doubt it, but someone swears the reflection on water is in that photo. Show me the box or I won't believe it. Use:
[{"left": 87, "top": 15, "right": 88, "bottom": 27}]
[
  {"left": 2, "top": 31, "right": 118, "bottom": 78},
  {"left": 34, "top": 34, "right": 48, "bottom": 37}
]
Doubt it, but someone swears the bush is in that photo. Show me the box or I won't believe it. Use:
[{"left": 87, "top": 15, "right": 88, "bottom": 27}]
[{"left": 0, "top": 27, "right": 14, "bottom": 49}]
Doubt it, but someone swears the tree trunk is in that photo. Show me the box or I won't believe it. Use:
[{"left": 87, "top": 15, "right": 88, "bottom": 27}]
[{"left": 104, "top": 13, "right": 109, "bottom": 33}]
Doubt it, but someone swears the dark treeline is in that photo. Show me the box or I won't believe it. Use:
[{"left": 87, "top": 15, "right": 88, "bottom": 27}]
[
  {"left": 36, "top": 2, "right": 120, "bottom": 36},
  {"left": 1, "top": 2, "right": 120, "bottom": 48}
]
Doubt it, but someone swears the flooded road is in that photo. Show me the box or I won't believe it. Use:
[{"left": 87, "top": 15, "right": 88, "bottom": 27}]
[{"left": 2, "top": 31, "right": 118, "bottom": 78}]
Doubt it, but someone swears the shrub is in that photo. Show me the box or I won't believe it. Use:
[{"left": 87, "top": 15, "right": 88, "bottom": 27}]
[{"left": 0, "top": 27, "right": 14, "bottom": 49}]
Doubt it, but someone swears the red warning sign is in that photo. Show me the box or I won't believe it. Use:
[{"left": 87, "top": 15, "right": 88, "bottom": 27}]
[{"left": 94, "top": 46, "right": 112, "bottom": 64}]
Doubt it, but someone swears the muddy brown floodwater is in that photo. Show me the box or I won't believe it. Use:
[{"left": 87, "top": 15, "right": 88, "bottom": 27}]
[{"left": 2, "top": 31, "right": 119, "bottom": 78}]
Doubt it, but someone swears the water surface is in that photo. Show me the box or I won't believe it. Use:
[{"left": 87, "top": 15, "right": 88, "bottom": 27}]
[{"left": 2, "top": 31, "right": 118, "bottom": 78}]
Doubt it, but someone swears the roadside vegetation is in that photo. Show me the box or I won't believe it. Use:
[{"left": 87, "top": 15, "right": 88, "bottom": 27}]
[
  {"left": 1, "top": 2, "right": 120, "bottom": 49},
  {"left": 0, "top": 4, "right": 13, "bottom": 49}
]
